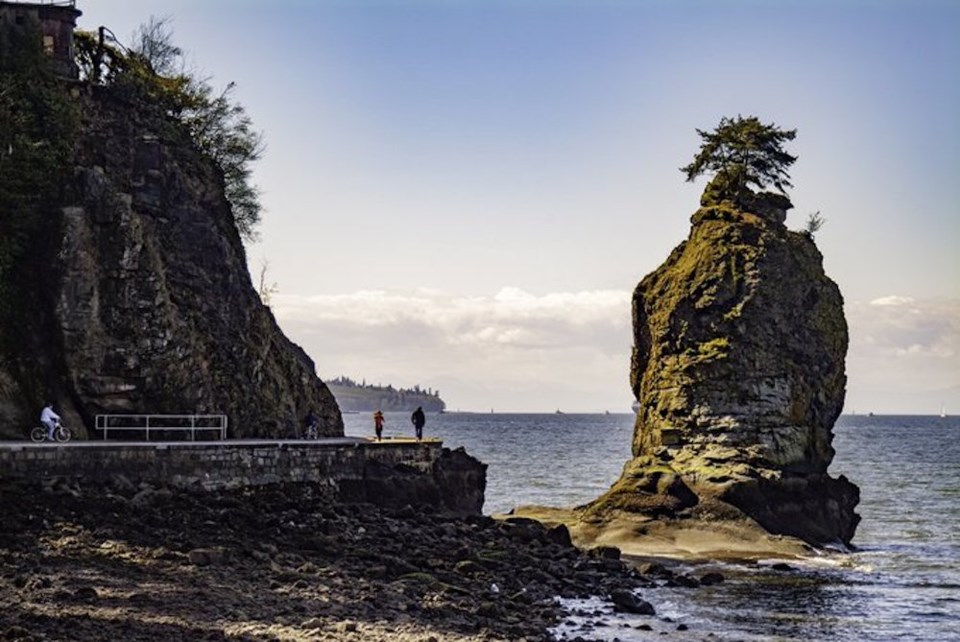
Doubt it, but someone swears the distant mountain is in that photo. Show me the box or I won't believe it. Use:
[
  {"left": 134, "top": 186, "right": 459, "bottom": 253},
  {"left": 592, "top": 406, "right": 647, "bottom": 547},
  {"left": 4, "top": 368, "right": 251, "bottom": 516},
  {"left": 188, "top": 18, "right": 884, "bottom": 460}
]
[{"left": 327, "top": 377, "right": 446, "bottom": 412}]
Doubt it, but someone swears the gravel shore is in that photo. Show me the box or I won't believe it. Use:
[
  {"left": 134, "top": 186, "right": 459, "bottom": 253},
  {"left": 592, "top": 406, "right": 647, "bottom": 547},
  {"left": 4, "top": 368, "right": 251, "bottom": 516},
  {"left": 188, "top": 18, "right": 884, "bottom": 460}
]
[{"left": 0, "top": 479, "right": 692, "bottom": 641}]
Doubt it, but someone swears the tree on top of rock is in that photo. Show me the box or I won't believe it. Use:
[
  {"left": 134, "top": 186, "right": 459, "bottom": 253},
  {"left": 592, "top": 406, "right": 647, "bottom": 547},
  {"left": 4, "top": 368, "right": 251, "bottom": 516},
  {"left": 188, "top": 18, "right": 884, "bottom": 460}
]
[{"left": 681, "top": 115, "right": 797, "bottom": 195}]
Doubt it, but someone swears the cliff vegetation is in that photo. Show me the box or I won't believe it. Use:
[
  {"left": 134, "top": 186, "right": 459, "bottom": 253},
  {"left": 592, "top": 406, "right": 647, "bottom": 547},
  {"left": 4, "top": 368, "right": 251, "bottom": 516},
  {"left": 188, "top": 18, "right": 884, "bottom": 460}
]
[{"left": 0, "top": 14, "right": 340, "bottom": 438}]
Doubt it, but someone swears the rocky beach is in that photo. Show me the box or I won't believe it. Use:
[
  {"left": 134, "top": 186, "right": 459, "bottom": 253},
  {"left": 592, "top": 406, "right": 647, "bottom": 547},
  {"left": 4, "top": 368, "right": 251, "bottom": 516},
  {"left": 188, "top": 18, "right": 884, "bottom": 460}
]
[{"left": 0, "top": 478, "right": 736, "bottom": 642}]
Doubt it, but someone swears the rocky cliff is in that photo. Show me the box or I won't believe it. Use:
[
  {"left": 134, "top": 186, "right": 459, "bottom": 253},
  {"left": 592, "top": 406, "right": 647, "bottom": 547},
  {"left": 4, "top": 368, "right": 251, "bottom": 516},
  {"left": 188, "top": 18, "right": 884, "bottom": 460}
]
[
  {"left": 587, "top": 178, "right": 860, "bottom": 546},
  {"left": 0, "top": 81, "right": 341, "bottom": 439}
]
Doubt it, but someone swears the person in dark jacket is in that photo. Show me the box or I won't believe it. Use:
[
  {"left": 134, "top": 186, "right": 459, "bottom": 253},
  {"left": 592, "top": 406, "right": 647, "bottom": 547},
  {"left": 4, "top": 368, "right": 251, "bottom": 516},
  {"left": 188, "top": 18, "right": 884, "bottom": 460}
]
[
  {"left": 304, "top": 408, "right": 319, "bottom": 439},
  {"left": 410, "top": 406, "right": 425, "bottom": 441}
]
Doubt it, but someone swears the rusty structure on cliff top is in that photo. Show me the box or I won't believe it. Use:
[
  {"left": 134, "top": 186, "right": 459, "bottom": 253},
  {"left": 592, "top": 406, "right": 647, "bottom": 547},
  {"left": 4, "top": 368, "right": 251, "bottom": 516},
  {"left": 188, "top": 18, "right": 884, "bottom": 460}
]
[{"left": 0, "top": 1, "right": 82, "bottom": 77}]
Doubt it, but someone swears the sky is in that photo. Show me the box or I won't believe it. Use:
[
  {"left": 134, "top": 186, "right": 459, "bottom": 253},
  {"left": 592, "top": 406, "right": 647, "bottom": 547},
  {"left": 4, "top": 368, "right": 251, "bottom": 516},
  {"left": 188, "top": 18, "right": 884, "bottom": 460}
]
[{"left": 75, "top": 0, "right": 959, "bottom": 413}]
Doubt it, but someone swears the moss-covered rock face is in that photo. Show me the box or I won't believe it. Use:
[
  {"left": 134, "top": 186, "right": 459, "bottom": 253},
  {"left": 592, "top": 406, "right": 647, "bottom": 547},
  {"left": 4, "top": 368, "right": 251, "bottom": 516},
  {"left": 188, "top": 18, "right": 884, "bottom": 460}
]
[{"left": 594, "top": 185, "right": 859, "bottom": 546}]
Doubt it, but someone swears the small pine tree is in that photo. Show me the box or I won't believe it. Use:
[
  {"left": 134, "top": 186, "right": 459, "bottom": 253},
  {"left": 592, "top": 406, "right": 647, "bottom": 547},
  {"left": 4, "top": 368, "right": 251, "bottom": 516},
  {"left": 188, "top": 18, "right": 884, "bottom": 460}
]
[
  {"left": 681, "top": 115, "right": 797, "bottom": 195},
  {"left": 804, "top": 211, "right": 825, "bottom": 237}
]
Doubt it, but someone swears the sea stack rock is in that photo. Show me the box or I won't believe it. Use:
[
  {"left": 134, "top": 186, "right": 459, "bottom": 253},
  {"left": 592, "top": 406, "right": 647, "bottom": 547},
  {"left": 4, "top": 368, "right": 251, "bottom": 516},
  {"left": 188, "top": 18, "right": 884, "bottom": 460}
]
[{"left": 589, "top": 177, "right": 860, "bottom": 546}]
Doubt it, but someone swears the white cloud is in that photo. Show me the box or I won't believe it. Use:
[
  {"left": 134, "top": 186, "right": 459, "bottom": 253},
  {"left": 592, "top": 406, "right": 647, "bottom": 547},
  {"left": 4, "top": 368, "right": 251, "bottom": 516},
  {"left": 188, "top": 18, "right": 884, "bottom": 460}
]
[
  {"left": 271, "top": 287, "right": 633, "bottom": 412},
  {"left": 869, "top": 295, "right": 916, "bottom": 307},
  {"left": 271, "top": 288, "right": 960, "bottom": 414},
  {"left": 846, "top": 297, "right": 960, "bottom": 412}
]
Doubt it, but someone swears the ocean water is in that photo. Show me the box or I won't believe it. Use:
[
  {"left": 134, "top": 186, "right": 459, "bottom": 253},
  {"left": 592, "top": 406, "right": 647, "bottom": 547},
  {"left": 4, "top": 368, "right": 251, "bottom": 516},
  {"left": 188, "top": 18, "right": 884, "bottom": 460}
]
[{"left": 344, "top": 412, "right": 960, "bottom": 641}]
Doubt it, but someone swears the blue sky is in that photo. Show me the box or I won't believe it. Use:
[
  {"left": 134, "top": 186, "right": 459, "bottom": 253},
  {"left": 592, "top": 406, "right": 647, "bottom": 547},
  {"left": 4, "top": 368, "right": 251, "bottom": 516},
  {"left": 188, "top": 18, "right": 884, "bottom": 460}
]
[{"left": 77, "top": 0, "right": 959, "bottom": 412}]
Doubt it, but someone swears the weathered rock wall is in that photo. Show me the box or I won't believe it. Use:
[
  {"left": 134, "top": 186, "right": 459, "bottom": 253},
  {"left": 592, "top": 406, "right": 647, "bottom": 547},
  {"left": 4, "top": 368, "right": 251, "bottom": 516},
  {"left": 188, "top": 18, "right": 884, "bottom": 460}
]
[
  {"left": 591, "top": 184, "right": 859, "bottom": 546},
  {"left": 2, "top": 85, "right": 341, "bottom": 438},
  {"left": 0, "top": 440, "right": 486, "bottom": 513}
]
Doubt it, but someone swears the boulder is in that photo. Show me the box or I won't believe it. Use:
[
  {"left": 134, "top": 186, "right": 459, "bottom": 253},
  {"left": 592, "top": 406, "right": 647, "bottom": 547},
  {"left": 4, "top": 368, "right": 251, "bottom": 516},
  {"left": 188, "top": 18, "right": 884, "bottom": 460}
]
[{"left": 609, "top": 588, "right": 656, "bottom": 615}]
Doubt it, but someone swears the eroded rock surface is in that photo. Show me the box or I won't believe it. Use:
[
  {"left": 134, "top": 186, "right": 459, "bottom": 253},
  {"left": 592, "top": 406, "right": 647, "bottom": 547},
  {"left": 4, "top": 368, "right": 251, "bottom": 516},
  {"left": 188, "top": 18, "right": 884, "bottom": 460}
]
[
  {"left": 2, "top": 86, "right": 341, "bottom": 438},
  {"left": 589, "top": 179, "right": 860, "bottom": 546}
]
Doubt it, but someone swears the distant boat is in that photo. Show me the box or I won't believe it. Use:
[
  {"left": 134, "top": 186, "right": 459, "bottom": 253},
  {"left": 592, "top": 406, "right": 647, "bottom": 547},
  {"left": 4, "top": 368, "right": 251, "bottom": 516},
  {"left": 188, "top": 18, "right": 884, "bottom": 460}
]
[
  {"left": 941, "top": 404, "right": 947, "bottom": 418},
  {"left": 555, "top": 409, "right": 564, "bottom": 415}
]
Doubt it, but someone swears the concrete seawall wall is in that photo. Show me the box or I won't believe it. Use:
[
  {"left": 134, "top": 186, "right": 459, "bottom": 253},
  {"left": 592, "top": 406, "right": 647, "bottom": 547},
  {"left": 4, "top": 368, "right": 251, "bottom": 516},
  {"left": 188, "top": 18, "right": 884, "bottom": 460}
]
[
  {"left": 0, "top": 439, "right": 486, "bottom": 513},
  {"left": 0, "top": 439, "right": 438, "bottom": 490}
]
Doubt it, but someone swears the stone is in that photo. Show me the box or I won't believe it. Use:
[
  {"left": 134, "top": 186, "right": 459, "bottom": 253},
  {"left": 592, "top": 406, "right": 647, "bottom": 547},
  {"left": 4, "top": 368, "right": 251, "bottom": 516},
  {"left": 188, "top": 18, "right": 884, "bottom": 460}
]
[
  {"left": 545, "top": 524, "right": 573, "bottom": 548},
  {"left": 609, "top": 588, "right": 655, "bottom": 615},
  {"left": 187, "top": 548, "right": 224, "bottom": 566},
  {"left": 588, "top": 182, "right": 860, "bottom": 546},
  {"left": 699, "top": 572, "right": 725, "bottom": 586},
  {"left": 73, "top": 586, "right": 98, "bottom": 600}
]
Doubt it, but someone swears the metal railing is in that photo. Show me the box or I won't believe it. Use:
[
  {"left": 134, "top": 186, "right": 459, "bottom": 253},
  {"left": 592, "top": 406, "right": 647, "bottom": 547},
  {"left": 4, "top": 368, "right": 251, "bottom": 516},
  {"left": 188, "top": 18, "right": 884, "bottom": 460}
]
[
  {"left": 3, "top": 1, "right": 77, "bottom": 7},
  {"left": 95, "top": 414, "right": 228, "bottom": 441}
]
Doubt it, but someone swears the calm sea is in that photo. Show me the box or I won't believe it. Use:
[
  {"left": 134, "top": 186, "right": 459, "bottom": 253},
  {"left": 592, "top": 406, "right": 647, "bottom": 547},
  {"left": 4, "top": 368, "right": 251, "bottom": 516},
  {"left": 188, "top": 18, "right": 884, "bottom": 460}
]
[{"left": 344, "top": 412, "right": 960, "bottom": 641}]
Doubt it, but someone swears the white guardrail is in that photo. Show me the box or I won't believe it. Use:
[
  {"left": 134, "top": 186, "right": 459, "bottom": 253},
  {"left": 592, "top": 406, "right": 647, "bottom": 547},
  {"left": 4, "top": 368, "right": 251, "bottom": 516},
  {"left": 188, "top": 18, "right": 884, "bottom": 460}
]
[{"left": 95, "top": 414, "right": 228, "bottom": 441}]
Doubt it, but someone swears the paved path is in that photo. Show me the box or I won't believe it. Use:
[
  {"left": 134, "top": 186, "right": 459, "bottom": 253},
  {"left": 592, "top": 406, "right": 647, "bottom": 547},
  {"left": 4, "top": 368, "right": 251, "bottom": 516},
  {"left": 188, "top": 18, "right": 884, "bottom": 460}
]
[{"left": 0, "top": 437, "right": 441, "bottom": 450}]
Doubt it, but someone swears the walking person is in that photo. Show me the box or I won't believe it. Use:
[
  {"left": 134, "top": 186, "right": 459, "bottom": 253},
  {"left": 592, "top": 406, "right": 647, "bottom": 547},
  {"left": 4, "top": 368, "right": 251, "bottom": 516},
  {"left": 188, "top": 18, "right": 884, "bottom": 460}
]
[
  {"left": 40, "top": 402, "right": 60, "bottom": 442},
  {"left": 410, "top": 406, "right": 425, "bottom": 442},
  {"left": 304, "top": 408, "right": 319, "bottom": 440},
  {"left": 373, "top": 410, "right": 385, "bottom": 441}
]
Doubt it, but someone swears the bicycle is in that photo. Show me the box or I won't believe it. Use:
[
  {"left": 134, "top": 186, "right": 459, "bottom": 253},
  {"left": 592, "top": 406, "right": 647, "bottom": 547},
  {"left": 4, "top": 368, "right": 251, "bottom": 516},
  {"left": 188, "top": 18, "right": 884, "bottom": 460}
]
[{"left": 30, "top": 420, "right": 72, "bottom": 443}]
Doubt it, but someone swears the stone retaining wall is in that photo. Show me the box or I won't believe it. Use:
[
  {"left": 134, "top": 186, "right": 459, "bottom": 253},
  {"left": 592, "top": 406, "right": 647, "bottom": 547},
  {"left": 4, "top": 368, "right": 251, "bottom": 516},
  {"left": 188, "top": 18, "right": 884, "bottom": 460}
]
[{"left": 0, "top": 440, "right": 437, "bottom": 490}]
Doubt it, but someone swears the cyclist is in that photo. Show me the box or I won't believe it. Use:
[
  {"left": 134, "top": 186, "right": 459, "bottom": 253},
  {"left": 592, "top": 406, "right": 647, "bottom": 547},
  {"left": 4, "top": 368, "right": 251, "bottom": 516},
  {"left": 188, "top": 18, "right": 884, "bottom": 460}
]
[{"left": 40, "top": 403, "right": 61, "bottom": 441}]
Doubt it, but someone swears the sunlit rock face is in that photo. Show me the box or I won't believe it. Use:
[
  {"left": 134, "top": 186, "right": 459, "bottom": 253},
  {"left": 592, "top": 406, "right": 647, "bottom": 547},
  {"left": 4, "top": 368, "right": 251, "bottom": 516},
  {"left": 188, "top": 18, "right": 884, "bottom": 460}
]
[
  {"left": 590, "top": 178, "right": 860, "bottom": 546},
  {"left": 1, "top": 88, "right": 341, "bottom": 439}
]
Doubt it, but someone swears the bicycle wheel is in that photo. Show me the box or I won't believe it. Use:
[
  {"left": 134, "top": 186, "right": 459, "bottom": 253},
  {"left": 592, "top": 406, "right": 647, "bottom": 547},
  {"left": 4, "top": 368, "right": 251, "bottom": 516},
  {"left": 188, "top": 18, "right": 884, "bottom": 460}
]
[
  {"left": 29, "top": 426, "right": 46, "bottom": 442},
  {"left": 55, "top": 426, "right": 72, "bottom": 443}
]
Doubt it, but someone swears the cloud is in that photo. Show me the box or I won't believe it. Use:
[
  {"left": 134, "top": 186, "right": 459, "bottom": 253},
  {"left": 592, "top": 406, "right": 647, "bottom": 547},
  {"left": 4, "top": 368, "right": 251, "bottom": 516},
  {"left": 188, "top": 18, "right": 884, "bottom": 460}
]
[
  {"left": 869, "top": 295, "right": 916, "bottom": 307},
  {"left": 271, "top": 287, "right": 960, "bottom": 414},
  {"left": 271, "top": 287, "right": 633, "bottom": 412},
  {"left": 849, "top": 297, "right": 959, "bottom": 361},
  {"left": 846, "top": 296, "right": 960, "bottom": 412}
]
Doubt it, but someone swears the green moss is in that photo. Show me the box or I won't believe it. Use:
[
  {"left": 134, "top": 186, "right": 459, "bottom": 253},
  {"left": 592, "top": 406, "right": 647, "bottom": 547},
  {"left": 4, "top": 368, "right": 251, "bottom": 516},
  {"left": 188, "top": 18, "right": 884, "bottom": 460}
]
[
  {"left": 697, "top": 337, "right": 730, "bottom": 360},
  {"left": 398, "top": 572, "right": 439, "bottom": 586}
]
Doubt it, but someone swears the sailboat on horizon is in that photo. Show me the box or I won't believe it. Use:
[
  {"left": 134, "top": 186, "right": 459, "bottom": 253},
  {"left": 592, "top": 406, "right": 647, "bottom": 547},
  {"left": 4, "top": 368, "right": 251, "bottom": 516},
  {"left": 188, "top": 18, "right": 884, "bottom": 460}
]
[{"left": 941, "top": 403, "right": 947, "bottom": 418}]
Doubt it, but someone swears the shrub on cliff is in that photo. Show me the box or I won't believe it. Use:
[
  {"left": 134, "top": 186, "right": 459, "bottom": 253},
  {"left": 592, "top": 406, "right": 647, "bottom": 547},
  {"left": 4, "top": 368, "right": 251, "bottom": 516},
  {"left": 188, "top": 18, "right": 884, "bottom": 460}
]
[
  {"left": 681, "top": 115, "right": 797, "bottom": 196},
  {"left": 75, "top": 17, "right": 264, "bottom": 240}
]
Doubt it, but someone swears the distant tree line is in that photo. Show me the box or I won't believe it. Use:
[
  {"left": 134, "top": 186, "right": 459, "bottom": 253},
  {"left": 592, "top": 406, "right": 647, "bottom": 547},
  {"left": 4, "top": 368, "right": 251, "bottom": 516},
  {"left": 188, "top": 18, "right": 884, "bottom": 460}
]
[{"left": 328, "top": 376, "right": 445, "bottom": 412}]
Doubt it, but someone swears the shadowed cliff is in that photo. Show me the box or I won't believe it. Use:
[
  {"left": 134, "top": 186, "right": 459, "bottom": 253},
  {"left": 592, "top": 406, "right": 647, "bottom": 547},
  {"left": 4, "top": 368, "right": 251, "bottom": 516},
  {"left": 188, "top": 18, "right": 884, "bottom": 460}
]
[{"left": 0, "top": 28, "right": 341, "bottom": 438}]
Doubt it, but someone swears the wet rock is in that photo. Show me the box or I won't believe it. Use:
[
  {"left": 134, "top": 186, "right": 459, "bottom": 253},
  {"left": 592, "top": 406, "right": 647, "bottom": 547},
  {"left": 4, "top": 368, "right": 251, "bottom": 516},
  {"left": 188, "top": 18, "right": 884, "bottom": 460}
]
[
  {"left": 546, "top": 524, "right": 573, "bottom": 548},
  {"left": 668, "top": 574, "right": 700, "bottom": 588},
  {"left": 589, "top": 545, "right": 621, "bottom": 560},
  {"left": 700, "top": 572, "right": 725, "bottom": 585},
  {"left": 610, "top": 588, "right": 656, "bottom": 615}
]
